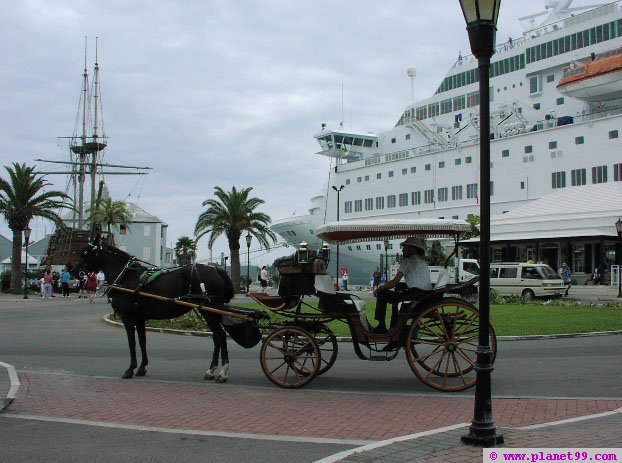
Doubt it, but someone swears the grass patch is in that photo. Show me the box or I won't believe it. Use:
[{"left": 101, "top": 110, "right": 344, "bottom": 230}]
[{"left": 113, "top": 299, "right": 622, "bottom": 338}]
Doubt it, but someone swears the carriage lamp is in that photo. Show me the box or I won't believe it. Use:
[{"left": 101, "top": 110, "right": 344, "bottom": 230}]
[
  {"left": 23, "top": 226, "right": 32, "bottom": 300},
  {"left": 298, "top": 241, "right": 309, "bottom": 264},
  {"left": 459, "top": 0, "right": 504, "bottom": 447},
  {"left": 332, "top": 185, "right": 345, "bottom": 289},
  {"left": 616, "top": 217, "right": 622, "bottom": 298},
  {"left": 245, "top": 232, "right": 252, "bottom": 294}
]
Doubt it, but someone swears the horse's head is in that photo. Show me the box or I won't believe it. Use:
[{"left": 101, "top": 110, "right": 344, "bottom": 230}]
[
  {"left": 78, "top": 242, "right": 105, "bottom": 273},
  {"left": 78, "top": 238, "right": 132, "bottom": 279}
]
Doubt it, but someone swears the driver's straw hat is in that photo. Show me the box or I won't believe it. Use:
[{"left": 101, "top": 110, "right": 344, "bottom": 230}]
[{"left": 400, "top": 237, "right": 425, "bottom": 251}]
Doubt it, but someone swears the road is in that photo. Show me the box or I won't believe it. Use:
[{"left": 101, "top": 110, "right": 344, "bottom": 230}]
[{"left": 0, "top": 297, "right": 620, "bottom": 462}]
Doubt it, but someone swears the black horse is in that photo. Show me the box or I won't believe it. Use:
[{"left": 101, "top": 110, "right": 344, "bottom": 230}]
[{"left": 79, "top": 238, "right": 262, "bottom": 382}]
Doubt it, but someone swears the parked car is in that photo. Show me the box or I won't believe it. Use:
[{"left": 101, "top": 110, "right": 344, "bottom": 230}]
[{"left": 489, "top": 262, "right": 565, "bottom": 300}]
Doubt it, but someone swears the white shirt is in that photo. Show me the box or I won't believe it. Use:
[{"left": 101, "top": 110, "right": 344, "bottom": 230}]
[
  {"left": 260, "top": 268, "right": 268, "bottom": 280},
  {"left": 398, "top": 255, "right": 432, "bottom": 290},
  {"left": 97, "top": 271, "right": 106, "bottom": 282}
]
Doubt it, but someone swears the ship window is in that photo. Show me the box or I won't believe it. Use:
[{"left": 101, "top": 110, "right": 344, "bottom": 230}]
[
  {"left": 466, "top": 183, "right": 478, "bottom": 199},
  {"left": 547, "top": 74, "right": 555, "bottom": 83},
  {"left": 455, "top": 158, "right": 462, "bottom": 165},
  {"left": 354, "top": 200, "right": 362, "bottom": 212},
  {"left": 465, "top": 156, "right": 472, "bottom": 164},
  {"left": 552, "top": 171, "right": 566, "bottom": 189},
  {"left": 412, "top": 191, "right": 421, "bottom": 205},
  {"left": 402, "top": 168, "right": 407, "bottom": 175},
  {"left": 520, "top": 181, "right": 525, "bottom": 190},
  {"left": 410, "top": 166, "right": 416, "bottom": 173},
  {"left": 387, "top": 195, "right": 396, "bottom": 208},
  {"left": 571, "top": 169, "right": 586, "bottom": 186},
  {"left": 575, "top": 136, "right": 584, "bottom": 145},
  {"left": 365, "top": 198, "right": 373, "bottom": 211},
  {"left": 609, "top": 130, "right": 619, "bottom": 139},
  {"left": 344, "top": 201, "right": 352, "bottom": 213},
  {"left": 525, "top": 145, "right": 533, "bottom": 153},
  {"left": 490, "top": 181, "right": 494, "bottom": 196},
  {"left": 391, "top": 137, "right": 396, "bottom": 143},
  {"left": 376, "top": 196, "right": 384, "bottom": 209},
  {"left": 425, "top": 164, "right": 431, "bottom": 171},
  {"left": 441, "top": 98, "right": 452, "bottom": 114},
  {"left": 399, "top": 193, "right": 408, "bottom": 207},
  {"left": 549, "top": 141, "right": 557, "bottom": 149},
  {"left": 363, "top": 139, "right": 373, "bottom": 147},
  {"left": 357, "top": 177, "right": 362, "bottom": 183},
  {"left": 405, "top": 134, "right": 410, "bottom": 140},
  {"left": 592, "top": 165, "right": 607, "bottom": 184},
  {"left": 364, "top": 175, "right": 369, "bottom": 181},
  {"left": 453, "top": 95, "right": 465, "bottom": 111},
  {"left": 502, "top": 149, "right": 509, "bottom": 158},
  {"left": 452, "top": 185, "right": 463, "bottom": 200},
  {"left": 437, "top": 188, "right": 448, "bottom": 202},
  {"left": 556, "top": 97, "right": 564, "bottom": 105},
  {"left": 614, "top": 163, "right": 622, "bottom": 181},
  {"left": 377, "top": 173, "right": 381, "bottom": 179},
  {"left": 439, "top": 161, "right": 445, "bottom": 168},
  {"left": 529, "top": 75, "right": 542, "bottom": 94},
  {"left": 346, "top": 179, "right": 350, "bottom": 185},
  {"left": 388, "top": 171, "right": 394, "bottom": 177},
  {"left": 533, "top": 103, "right": 540, "bottom": 110},
  {"left": 424, "top": 189, "right": 434, "bottom": 204}
]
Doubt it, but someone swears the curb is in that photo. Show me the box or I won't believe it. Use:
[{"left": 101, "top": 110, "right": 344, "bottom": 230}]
[{"left": 0, "top": 360, "right": 20, "bottom": 411}]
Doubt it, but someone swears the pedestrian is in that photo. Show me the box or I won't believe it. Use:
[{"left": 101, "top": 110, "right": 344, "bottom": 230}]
[
  {"left": 341, "top": 266, "right": 348, "bottom": 291},
  {"left": 43, "top": 269, "right": 53, "bottom": 299},
  {"left": 560, "top": 263, "right": 572, "bottom": 297},
  {"left": 77, "top": 271, "right": 86, "bottom": 298},
  {"left": 260, "top": 266, "right": 269, "bottom": 293},
  {"left": 85, "top": 271, "right": 98, "bottom": 302},
  {"left": 372, "top": 267, "right": 381, "bottom": 292},
  {"left": 96, "top": 269, "right": 106, "bottom": 296},
  {"left": 60, "top": 267, "right": 71, "bottom": 297}
]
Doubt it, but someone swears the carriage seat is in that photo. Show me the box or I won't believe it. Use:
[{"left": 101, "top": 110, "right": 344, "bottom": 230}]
[{"left": 314, "top": 275, "right": 368, "bottom": 326}]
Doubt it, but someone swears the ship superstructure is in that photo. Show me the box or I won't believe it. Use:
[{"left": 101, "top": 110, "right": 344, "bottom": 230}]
[{"left": 272, "top": 1, "right": 622, "bottom": 285}]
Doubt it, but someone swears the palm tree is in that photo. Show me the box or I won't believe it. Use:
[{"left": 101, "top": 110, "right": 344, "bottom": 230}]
[
  {"left": 0, "top": 163, "right": 72, "bottom": 289},
  {"left": 174, "top": 236, "right": 197, "bottom": 266},
  {"left": 86, "top": 197, "right": 132, "bottom": 235},
  {"left": 195, "top": 186, "right": 276, "bottom": 292}
]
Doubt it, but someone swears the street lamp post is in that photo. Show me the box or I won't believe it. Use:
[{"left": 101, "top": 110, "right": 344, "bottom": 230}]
[
  {"left": 616, "top": 217, "right": 622, "bottom": 298},
  {"left": 383, "top": 238, "right": 390, "bottom": 283},
  {"left": 246, "top": 232, "right": 252, "bottom": 294},
  {"left": 332, "top": 185, "right": 345, "bottom": 289},
  {"left": 459, "top": 0, "right": 504, "bottom": 447},
  {"left": 23, "top": 227, "right": 31, "bottom": 300}
]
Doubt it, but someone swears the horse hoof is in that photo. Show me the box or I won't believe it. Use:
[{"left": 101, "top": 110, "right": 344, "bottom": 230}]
[
  {"left": 136, "top": 367, "right": 147, "bottom": 377},
  {"left": 122, "top": 371, "right": 134, "bottom": 379},
  {"left": 215, "top": 374, "right": 228, "bottom": 383},
  {"left": 204, "top": 371, "right": 216, "bottom": 381}
]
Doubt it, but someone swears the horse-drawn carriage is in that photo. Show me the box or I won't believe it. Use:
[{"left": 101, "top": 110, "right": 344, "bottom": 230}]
[{"left": 79, "top": 218, "right": 495, "bottom": 392}]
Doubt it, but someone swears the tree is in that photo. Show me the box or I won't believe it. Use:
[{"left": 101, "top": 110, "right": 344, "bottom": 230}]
[
  {"left": 195, "top": 186, "right": 277, "bottom": 292},
  {"left": 86, "top": 197, "right": 132, "bottom": 235},
  {"left": 461, "top": 215, "right": 480, "bottom": 258},
  {"left": 0, "top": 163, "right": 72, "bottom": 289},
  {"left": 175, "top": 236, "right": 197, "bottom": 266},
  {"left": 426, "top": 240, "right": 448, "bottom": 266}
]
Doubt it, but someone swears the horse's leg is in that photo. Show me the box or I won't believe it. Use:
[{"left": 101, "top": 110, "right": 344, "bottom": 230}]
[
  {"left": 203, "top": 317, "right": 221, "bottom": 380},
  {"left": 214, "top": 325, "right": 229, "bottom": 383},
  {"left": 122, "top": 320, "right": 137, "bottom": 379},
  {"left": 135, "top": 318, "right": 148, "bottom": 377}
]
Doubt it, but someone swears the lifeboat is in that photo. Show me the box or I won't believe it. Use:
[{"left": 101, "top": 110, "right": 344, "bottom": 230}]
[{"left": 557, "top": 47, "right": 622, "bottom": 102}]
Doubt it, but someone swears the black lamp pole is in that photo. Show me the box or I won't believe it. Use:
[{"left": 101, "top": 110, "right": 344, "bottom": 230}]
[
  {"left": 459, "top": 0, "right": 504, "bottom": 447},
  {"left": 245, "top": 232, "right": 252, "bottom": 294},
  {"left": 616, "top": 218, "right": 622, "bottom": 298},
  {"left": 332, "top": 185, "right": 345, "bottom": 289},
  {"left": 23, "top": 227, "right": 31, "bottom": 300},
  {"left": 383, "top": 238, "right": 389, "bottom": 282}
]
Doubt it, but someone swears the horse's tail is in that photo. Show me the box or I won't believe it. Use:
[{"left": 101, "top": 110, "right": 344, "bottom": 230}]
[{"left": 215, "top": 266, "right": 234, "bottom": 302}]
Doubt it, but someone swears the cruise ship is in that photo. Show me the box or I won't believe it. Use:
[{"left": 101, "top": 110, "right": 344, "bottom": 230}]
[{"left": 271, "top": 1, "right": 622, "bottom": 285}]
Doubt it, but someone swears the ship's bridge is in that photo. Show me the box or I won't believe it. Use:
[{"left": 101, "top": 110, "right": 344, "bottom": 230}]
[{"left": 314, "top": 127, "right": 377, "bottom": 162}]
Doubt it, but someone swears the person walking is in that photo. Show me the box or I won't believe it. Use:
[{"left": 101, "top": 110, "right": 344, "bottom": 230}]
[
  {"left": 85, "top": 271, "right": 98, "bottom": 303},
  {"left": 60, "top": 267, "right": 71, "bottom": 297},
  {"left": 96, "top": 270, "right": 106, "bottom": 296},
  {"left": 259, "top": 266, "right": 269, "bottom": 293},
  {"left": 43, "top": 270, "right": 53, "bottom": 299},
  {"left": 560, "top": 263, "right": 572, "bottom": 297}
]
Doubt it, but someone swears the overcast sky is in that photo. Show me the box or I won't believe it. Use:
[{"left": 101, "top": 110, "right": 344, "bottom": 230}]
[{"left": 1, "top": 1, "right": 543, "bottom": 265}]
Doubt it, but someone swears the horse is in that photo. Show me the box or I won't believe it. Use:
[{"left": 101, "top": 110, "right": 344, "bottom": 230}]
[{"left": 79, "top": 238, "right": 262, "bottom": 382}]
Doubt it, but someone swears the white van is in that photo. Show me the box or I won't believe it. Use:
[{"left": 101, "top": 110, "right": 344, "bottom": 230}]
[{"left": 489, "top": 263, "right": 565, "bottom": 300}]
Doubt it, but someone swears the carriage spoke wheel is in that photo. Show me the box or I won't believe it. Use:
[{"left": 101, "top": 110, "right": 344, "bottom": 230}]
[
  {"left": 406, "top": 298, "right": 497, "bottom": 392},
  {"left": 260, "top": 326, "right": 320, "bottom": 388},
  {"left": 306, "top": 325, "right": 338, "bottom": 376}
]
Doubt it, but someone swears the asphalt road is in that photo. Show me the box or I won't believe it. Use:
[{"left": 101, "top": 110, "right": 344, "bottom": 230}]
[{"left": 0, "top": 297, "right": 621, "bottom": 462}]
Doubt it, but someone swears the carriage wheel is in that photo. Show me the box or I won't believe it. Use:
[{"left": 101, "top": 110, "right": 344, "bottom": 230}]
[
  {"left": 311, "top": 325, "right": 338, "bottom": 376},
  {"left": 260, "top": 326, "right": 320, "bottom": 389},
  {"left": 406, "top": 299, "right": 497, "bottom": 392}
]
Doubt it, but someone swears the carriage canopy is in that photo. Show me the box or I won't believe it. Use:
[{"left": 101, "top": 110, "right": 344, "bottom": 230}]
[{"left": 316, "top": 218, "right": 471, "bottom": 245}]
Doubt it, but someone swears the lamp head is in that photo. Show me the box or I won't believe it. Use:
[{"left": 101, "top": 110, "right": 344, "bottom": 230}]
[
  {"left": 616, "top": 217, "right": 622, "bottom": 236},
  {"left": 245, "top": 232, "right": 252, "bottom": 247},
  {"left": 459, "top": 0, "right": 501, "bottom": 59}
]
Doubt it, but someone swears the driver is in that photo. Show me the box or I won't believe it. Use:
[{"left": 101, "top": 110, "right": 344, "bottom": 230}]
[{"left": 372, "top": 237, "right": 432, "bottom": 332}]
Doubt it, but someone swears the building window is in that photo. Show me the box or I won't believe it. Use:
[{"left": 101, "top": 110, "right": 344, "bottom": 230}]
[
  {"left": 405, "top": 134, "right": 411, "bottom": 140},
  {"left": 437, "top": 187, "right": 448, "bottom": 202},
  {"left": 376, "top": 196, "right": 384, "bottom": 209},
  {"left": 144, "top": 225, "right": 151, "bottom": 237},
  {"left": 346, "top": 179, "right": 351, "bottom": 185},
  {"left": 524, "top": 145, "right": 532, "bottom": 153},
  {"left": 455, "top": 158, "right": 462, "bottom": 165},
  {"left": 592, "top": 165, "right": 607, "bottom": 184},
  {"left": 410, "top": 166, "right": 416, "bottom": 173},
  {"left": 357, "top": 177, "right": 362, "bottom": 183},
  {"left": 575, "top": 136, "right": 584, "bottom": 145},
  {"left": 466, "top": 183, "right": 478, "bottom": 199},
  {"left": 609, "top": 130, "right": 619, "bottom": 139},
  {"left": 549, "top": 141, "right": 557, "bottom": 149},
  {"left": 387, "top": 195, "right": 396, "bottom": 208},
  {"left": 439, "top": 161, "right": 445, "bottom": 168},
  {"left": 452, "top": 185, "right": 463, "bottom": 200},
  {"left": 354, "top": 200, "right": 362, "bottom": 212},
  {"left": 412, "top": 191, "right": 421, "bottom": 205},
  {"left": 424, "top": 189, "right": 434, "bottom": 204},
  {"left": 501, "top": 149, "right": 509, "bottom": 157},
  {"left": 552, "top": 171, "right": 566, "bottom": 188},
  {"left": 377, "top": 173, "right": 382, "bottom": 179},
  {"left": 388, "top": 171, "right": 394, "bottom": 177},
  {"left": 571, "top": 168, "right": 586, "bottom": 186},
  {"left": 402, "top": 168, "right": 408, "bottom": 175},
  {"left": 399, "top": 193, "right": 408, "bottom": 207},
  {"left": 425, "top": 164, "right": 431, "bottom": 171},
  {"left": 614, "top": 163, "right": 622, "bottom": 181},
  {"left": 365, "top": 198, "right": 373, "bottom": 211},
  {"left": 143, "top": 247, "right": 151, "bottom": 261},
  {"left": 391, "top": 137, "right": 396, "bottom": 143}
]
